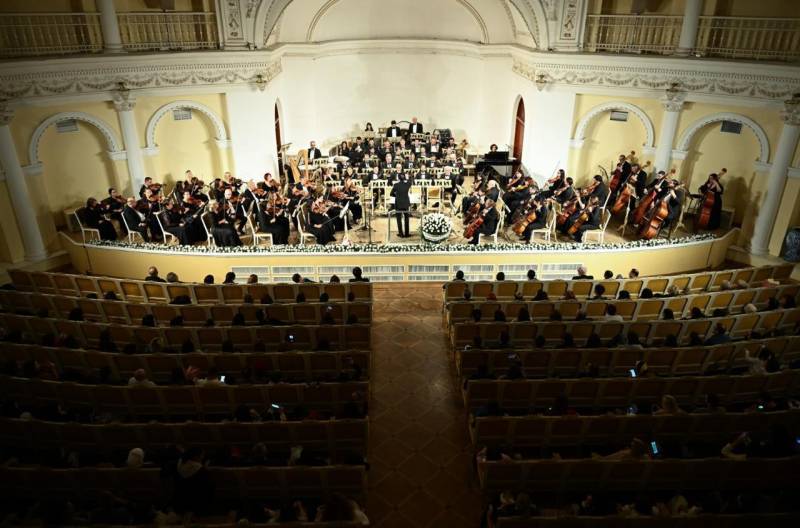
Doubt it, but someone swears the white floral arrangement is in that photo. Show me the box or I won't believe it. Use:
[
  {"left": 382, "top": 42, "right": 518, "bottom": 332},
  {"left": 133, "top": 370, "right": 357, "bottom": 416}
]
[
  {"left": 89, "top": 233, "right": 716, "bottom": 254},
  {"left": 420, "top": 213, "right": 453, "bottom": 243}
]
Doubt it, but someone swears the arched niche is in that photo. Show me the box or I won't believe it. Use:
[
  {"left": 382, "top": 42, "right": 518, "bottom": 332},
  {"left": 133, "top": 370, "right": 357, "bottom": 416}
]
[{"left": 143, "top": 100, "right": 230, "bottom": 156}]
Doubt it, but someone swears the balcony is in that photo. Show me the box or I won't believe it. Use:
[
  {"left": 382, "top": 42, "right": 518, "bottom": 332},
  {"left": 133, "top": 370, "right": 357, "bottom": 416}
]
[
  {"left": 0, "top": 11, "right": 218, "bottom": 59},
  {"left": 584, "top": 14, "right": 800, "bottom": 62}
]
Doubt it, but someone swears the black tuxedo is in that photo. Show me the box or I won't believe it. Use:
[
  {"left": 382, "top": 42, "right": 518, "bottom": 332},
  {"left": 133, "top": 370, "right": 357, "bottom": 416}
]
[
  {"left": 391, "top": 179, "right": 412, "bottom": 236},
  {"left": 470, "top": 207, "right": 498, "bottom": 244},
  {"left": 307, "top": 147, "right": 322, "bottom": 161},
  {"left": 123, "top": 205, "right": 149, "bottom": 241},
  {"left": 408, "top": 122, "right": 424, "bottom": 134},
  {"left": 386, "top": 126, "right": 402, "bottom": 138}
]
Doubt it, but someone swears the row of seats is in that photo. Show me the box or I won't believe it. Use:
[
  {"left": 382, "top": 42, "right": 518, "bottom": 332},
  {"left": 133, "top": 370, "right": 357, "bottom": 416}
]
[
  {"left": 0, "top": 313, "right": 371, "bottom": 350},
  {"left": 1, "top": 376, "right": 369, "bottom": 419},
  {"left": 464, "top": 371, "right": 799, "bottom": 411},
  {"left": 0, "top": 466, "right": 366, "bottom": 503},
  {"left": 495, "top": 514, "right": 800, "bottom": 528},
  {"left": 0, "top": 343, "right": 369, "bottom": 384},
  {"left": 451, "top": 308, "right": 800, "bottom": 347},
  {"left": 8, "top": 269, "right": 373, "bottom": 304},
  {"left": 0, "top": 290, "right": 373, "bottom": 326},
  {"left": 446, "top": 284, "right": 799, "bottom": 324},
  {"left": 0, "top": 417, "right": 368, "bottom": 460},
  {"left": 442, "top": 264, "right": 793, "bottom": 302},
  {"left": 478, "top": 456, "right": 800, "bottom": 493},
  {"left": 471, "top": 410, "right": 799, "bottom": 449},
  {"left": 455, "top": 336, "right": 800, "bottom": 379}
]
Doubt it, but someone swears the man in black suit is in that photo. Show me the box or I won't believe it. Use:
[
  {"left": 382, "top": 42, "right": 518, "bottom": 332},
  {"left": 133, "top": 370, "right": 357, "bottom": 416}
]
[
  {"left": 386, "top": 120, "right": 402, "bottom": 138},
  {"left": 390, "top": 173, "right": 412, "bottom": 237},
  {"left": 408, "top": 117, "right": 423, "bottom": 135},
  {"left": 468, "top": 199, "right": 498, "bottom": 244},
  {"left": 589, "top": 174, "right": 609, "bottom": 207},
  {"left": 349, "top": 267, "right": 370, "bottom": 282},
  {"left": 123, "top": 197, "right": 149, "bottom": 241},
  {"left": 572, "top": 266, "right": 593, "bottom": 280},
  {"left": 307, "top": 141, "right": 322, "bottom": 161},
  {"left": 145, "top": 266, "right": 166, "bottom": 282},
  {"left": 629, "top": 164, "right": 648, "bottom": 197}
]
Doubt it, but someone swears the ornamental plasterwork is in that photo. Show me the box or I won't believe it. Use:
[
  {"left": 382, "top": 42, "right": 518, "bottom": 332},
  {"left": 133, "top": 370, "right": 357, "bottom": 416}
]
[
  {"left": 512, "top": 59, "right": 800, "bottom": 101},
  {"left": 781, "top": 96, "right": 800, "bottom": 126},
  {"left": 0, "top": 60, "right": 282, "bottom": 100},
  {"left": 222, "top": 0, "right": 245, "bottom": 40}
]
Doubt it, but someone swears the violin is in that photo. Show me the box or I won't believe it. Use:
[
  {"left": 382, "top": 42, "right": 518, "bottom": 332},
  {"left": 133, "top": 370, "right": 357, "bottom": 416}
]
[
  {"left": 581, "top": 180, "right": 600, "bottom": 198},
  {"left": 696, "top": 168, "right": 725, "bottom": 231}
]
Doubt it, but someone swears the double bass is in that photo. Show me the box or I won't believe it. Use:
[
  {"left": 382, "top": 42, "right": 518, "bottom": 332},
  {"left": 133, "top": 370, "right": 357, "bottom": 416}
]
[
  {"left": 609, "top": 150, "right": 636, "bottom": 194},
  {"left": 639, "top": 195, "right": 670, "bottom": 240},
  {"left": 696, "top": 169, "right": 726, "bottom": 231},
  {"left": 632, "top": 169, "right": 674, "bottom": 226},
  {"left": 611, "top": 174, "right": 637, "bottom": 216}
]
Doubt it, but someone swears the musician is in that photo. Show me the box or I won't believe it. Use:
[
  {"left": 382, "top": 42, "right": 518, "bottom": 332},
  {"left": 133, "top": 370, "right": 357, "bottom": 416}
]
[
  {"left": 390, "top": 172, "right": 412, "bottom": 237},
  {"left": 571, "top": 196, "right": 603, "bottom": 242},
  {"left": 101, "top": 188, "right": 125, "bottom": 230},
  {"left": 159, "top": 202, "right": 191, "bottom": 245},
  {"left": 403, "top": 152, "right": 417, "bottom": 170},
  {"left": 308, "top": 198, "right": 336, "bottom": 245},
  {"left": 409, "top": 117, "right": 424, "bottom": 134},
  {"left": 123, "top": 197, "right": 149, "bottom": 241},
  {"left": 543, "top": 169, "right": 566, "bottom": 198},
  {"left": 365, "top": 122, "right": 374, "bottom": 132},
  {"left": 444, "top": 165, "right": 462, "bottom": 208},
  {"left": 139, "top": 176, "right": 161, "bottom": 199},
  {"left": 342, "top": 177, "right": 363, "bottom": 224},
  {"left": 137, "top": 188, "right": 163, "bottom": 240},
  {"left": 255, "top": 194, "right": 290, "bottom": 245},
  {"left": 468, "top": 199, "right": 499, "bottom": 245},
  {"left": 489, "top": 144, "right": 499, "bottom": 152},
  {"left": 647, "top": 170, "right": 669, "bottom": 193},
  {"left": 82, "top": 198, "right": 118, "bottom": 240},
  {"left": 698, "top": 172, "right": 724, "bottom": 230},
  {"left": 307, "top": 141, "right": 322, "bottom": 161},
  {"left": 428, "top": 137, "right": 442, "bottom": 159},
  {"left": 386, "top": 120, "right": 402, "bottom": 138},
  {"left": 338, "top": 141, "right": 350, "bottom": 157},
  {"left": 180, "top": 191, "right": 207, "bottom": 243},
  {"left": 588, "top": 174, "right": 609, "bottom": 206},
  {"left": 630, "top": 163, "right": 648, "bottom": 198},
  {"left": 616, "top": 154, "right": 632, "bottom": 185},
  {"left": 209, "top": 200, "right": 242, "bottom": 247},
  {"left": 661, "top": 179, "right": 685, "bottom": 233},
  {"left": 222, "top": 187, "right": 247, "bottom": 235},
  {"left": 521, "top": 198, "right": 551, "bottom": 243},
  {"left": 395, "top": 137, "right": 408, "bottom": 154},
  {"left": 485, "top": 179, "right": 500, "bottom": 203},
  {"left": 381, "top": 152, "right": 394, "bottom": 171},
  {"left": 553, "top": 177, "right": 575, "bottom": 204}
]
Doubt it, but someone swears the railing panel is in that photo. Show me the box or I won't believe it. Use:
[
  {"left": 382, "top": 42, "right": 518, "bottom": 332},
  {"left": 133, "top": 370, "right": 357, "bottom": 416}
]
[
  {"left": 117, "top": 12, "right": 219, "bottom": 52},
  {"left": 0, "top": 13, "right": 103, "bottom": 58},
  {"left": 695, "top": 16, "right": 800, "bottom": 61},
  {"left": 584, "top": 15, "right": 682, "bottom": 55}
]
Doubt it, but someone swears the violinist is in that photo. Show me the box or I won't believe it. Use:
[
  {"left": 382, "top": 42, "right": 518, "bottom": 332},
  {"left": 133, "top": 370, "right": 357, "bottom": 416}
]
[
  {"left": 308, "top": 198, "right": 336, "bottom": 245},
  {"left": 159, "top": 201, "right": 191, "bottom": 245},
  {"left": 209, "top": 199, "right": 242, "bottom": 247},
  {"left": 222, "top": 188, "right": 247, "bottom": 235},
  {"left": 342, "top": 177, "right": 363, "bottom": 224},
  {"left": 585, "top": 174, "right": 608, "bottom": 206},
  {"left": 697, "top": 171, "right": 724, "bottom": 230},
  {"left": 180, "top": 191, "right": 207, "bottom": 243},
  {"left": 137, "top": 188, "right": 163, "bottom": 240},
  {"left": 467, "top": 198, "right": 498, "bottom": 245},
  {"left": 101, "top": 188, "right": 126, "bottom": 230},
  {"left": 506, "top": 176, "right": 537, "bottom": 219},
  {"left": 289, "top": 182, "right": 311, "bottom": 228},
  {"left": 139, "top": 176, "right": 162, "bottom": 199},
  {"left": 256, "top": 192, "right": 290, "bottom": 245},
  {"left": 123, "top": 197, "right": 149, "bottom": 241},
  {"left": 542, "top": 169, "right": 566, "bottom": 198},
  {"left": 381, "top": 152, "right": 394, "bottom": 171},
  {"left": 553, "top": 177, "right": 576, "bottom": 204},
  {"left": 83, "top": 197, "right": 118, "bottom": 241}
]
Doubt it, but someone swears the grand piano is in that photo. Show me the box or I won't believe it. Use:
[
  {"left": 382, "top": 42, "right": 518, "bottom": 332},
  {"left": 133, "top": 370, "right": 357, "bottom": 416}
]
[{"left": 476, "top": 150, "right": 516, "bottom": 182}]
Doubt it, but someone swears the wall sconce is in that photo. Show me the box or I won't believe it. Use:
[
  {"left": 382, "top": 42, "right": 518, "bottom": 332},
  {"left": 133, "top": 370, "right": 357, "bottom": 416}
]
[
  {"left": 535, "top": 73, "right": 548, "bottom": 91},
  {"left": 254, "top": 74, "right": 267, "bottom": 92}
]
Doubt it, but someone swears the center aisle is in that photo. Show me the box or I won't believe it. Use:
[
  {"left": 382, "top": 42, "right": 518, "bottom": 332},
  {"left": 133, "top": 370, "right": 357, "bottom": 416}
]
[{"left": 366, "top": 283, "right": 483, "bottom": 527}]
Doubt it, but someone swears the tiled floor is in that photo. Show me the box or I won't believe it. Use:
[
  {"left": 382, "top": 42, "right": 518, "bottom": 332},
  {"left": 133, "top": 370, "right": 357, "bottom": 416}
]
[{"left": 367, "top": 284, "right": 483, "bottom": 527}]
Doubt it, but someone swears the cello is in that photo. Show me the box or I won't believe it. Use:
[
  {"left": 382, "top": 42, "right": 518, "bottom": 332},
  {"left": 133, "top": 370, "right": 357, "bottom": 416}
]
[
  {"left": 512, "top": 206, "right": 538, "bottom": 236},
  {"left": 611, "top": 175, "right": 636, "bottom": 216},
  {"left": 696, "top": 169, "right": 725, "bottom": 231},
  {"left": 639, "top": 194, "right": 670, "bottom": 240},
  {"left": 556, "top": 197, "right": 579, "bottom": 226},
  {"left": 464, "top": 204, "right": 486, "bottom": 239},
  {"left": 632, "top": 168, "right": 674, "bottom": 226}
]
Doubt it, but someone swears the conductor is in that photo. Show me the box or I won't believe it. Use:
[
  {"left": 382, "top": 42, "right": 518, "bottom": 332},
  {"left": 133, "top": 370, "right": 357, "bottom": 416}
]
[{"left": 391, "top": 173, "right": 412, "bottom": 237}]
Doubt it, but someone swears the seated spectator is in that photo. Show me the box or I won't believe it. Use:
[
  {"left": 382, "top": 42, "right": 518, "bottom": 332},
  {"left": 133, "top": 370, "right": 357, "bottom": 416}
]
[
  {"left": 662, "top": 308, "right": 674, "bottom": 320},
  {"left": 502, "top": 360, "right": 524, "bottom": 380},
  {"left": 744, "top": 347, "right": 778, "bottom": 375},
  {"left": 743, "top": 303, "right": 758, "bottom": 314},
  {"left": 604, "top": 304, "right": 623, "bottom": 322},
  {"left": 350, "top": 267, "right": 369, "bottom": 282},
  {"left": 526, "top": 269, "right": 536, "bottom": 280},
  {"left": 585, "top": 333, "right": 602, "bottom": 348},
  {"left": 603, "top": 270, "right": 614, "bottom": 280},
  {"left": 174, "top": 447, "right": 214, "bottom": 515},
  {"left": 721, "top": 432, "right": 750, "bottom": 460},
  {"left": 493, "top": 308, "right": 506, "bottom": 322},
  {"left": 315, "top": 494, "right": 369, "bottom": 524},
  {"left": 223, "top": 272, "right": 236, "bottom": 284},
  {"left": 203, "top": 274, "right": 214, "bottom": 284},
  {"left": 704, "top": 323, "right": 731, "bottom": 346},
  {"left": 720, "top": 280, "right": 733, "bottom": 291},
  {"left": 592, "top": 284, "right": 606, "bottom": 299},
  {"left": 572, "top": 266, "right": 593, "bottom": 280},
  {"left": 654, "top": 394, "right": 685, "bottom": 415},
  {"left": 688, "top": 331, "right": 703, "bottom": 346},
  {"left": 247, "top": 273, "right": 258, "bottom": 284},
  {"left": 496, "top": 271, "right": 506, "bottom": 281},
  {"left": 463, "top": 289, "right": 472, "bottom": 300},
  {"left": 166, "top": 272, "right": 180, "bottom": 283},
  {"left": 145, "top": 266, "right": 165, "bottom": 282},
  {"left": 128, "top": 369, "right": 155, "bottom": 387},
  {"left": 549, "top": 309, "right": 562, "bottom": 321},
  {"left": 329, "top": 274, "right": 340, "bottom": 283},
  {"left": 141, "top": 314, "right": 156, "bottom": 327},
  {"left": 533, "top": 289, "right": 548, "bottom": 301},
  {"left": 664, "top": 334, "right": 678, "bottom": 347},
  {"left": 602, "top": 438, "right": 650, "bottom": 460},
  {"left": 103, "top": 290, "right": 119, "bottom": 301},
  {"left": 625, "top": 332, "right": 643, "bottom": 349},
  {"left": 195, "top": 367, "right": 225, "bottom": 386},
  {"left": 617, "top": 290, "right": 631, "bottom": 300},
  {"left": 563, "top": 290, "right": 577, "bottom": 301},
  {"left": 319, "top": 292, "right": 330, "bottom": 302},
  {"left": 689, "top": 306, "right": 705, "bottom": 319},
  {"left": 486, "top": 292, "right": 497, "bottom": 301},
  {"left": 765, "top": 296, "right": 780, "bottom": 310},
  {"left": 628, "top": 268, "right": 640, "bottom": 279},
  {"left": 665, "top": 285, "right": 679, "bottom": 297},
  {"left": 780, "top": 294, "right": 796, "bottom": 308},
  {"left": 126, "top": 447, "right": 145, "bottom": 468},
  {"left": 575, "top": 309, "right": 588, "bottom": 321},
  {"left": 454, "top": 270, "right": 465, "bottom": 281},
  {"left": 640, "top": 288, "right": 653, "bottom": 299}
]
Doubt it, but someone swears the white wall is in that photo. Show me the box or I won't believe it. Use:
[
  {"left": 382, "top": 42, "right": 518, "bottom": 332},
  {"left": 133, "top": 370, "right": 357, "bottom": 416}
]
[
  {"left": 226, "top": 88, "right": 280, "bottom": 181},
  {"left": 523, "top": 90, "right": 577, "bottom": 183}
]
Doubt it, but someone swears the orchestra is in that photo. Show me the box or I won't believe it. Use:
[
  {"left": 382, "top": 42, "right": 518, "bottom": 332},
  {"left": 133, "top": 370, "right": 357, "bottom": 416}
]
[{"left": 76, "top": 124, "right": 732, "bottom": 249}]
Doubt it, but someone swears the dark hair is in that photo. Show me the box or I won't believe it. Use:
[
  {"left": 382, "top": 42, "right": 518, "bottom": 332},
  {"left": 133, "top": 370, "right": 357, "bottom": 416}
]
[
  {"left": 603, "top": 270, "right": 613, "bottom": 279},
  {"left": 606, "top": 304, "right": 617, "bottom": 316},
  {"left": 496, "top": 272, "right": 505, "bottom": 281},
  {"left": 456, "top": 270, "right": 464, "bottom": 280},
  {"left": 224, "top": 272, "right": 236, "bottom": 284},
  {"left": 594, "top": 284, "right": 606, "bottom": 297},
  {"left": 203, "top": 274, "right": 214, "bottom": 284},
  {"left": 352, "top": 267, "right": 362, "bottom": 278},
  {"left": 640, "top": 288, "right": 653, "bottom": 299},
  {"left": 527, "top": 269, "right": 536, "bottom": 280},
  {"left": 662, "top": 308, "right": 674, "bottom": 320},
  {"left": 618, "top": 290, "right": 631, "bottom": 300}
]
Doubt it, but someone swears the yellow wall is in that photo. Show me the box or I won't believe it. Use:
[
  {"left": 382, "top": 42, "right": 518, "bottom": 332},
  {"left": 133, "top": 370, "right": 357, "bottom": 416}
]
[
  {"left": 569, "top": 94, "right": 664, "bottom": 189},
  {"left": 134, "top": 94, "right": 233, "bottom": 188}
]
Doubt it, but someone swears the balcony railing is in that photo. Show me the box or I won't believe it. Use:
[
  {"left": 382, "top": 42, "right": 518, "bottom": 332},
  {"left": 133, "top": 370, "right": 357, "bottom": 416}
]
[
  {"left": 0, "top": 11, "right": 218, "bottom": 58},
  {"left": 696, "top": 16, "right": 800, "bottom": 61},
  {"left": 0, "top": 13, "right": 103, "bottom": 57},
  {"left": 584, "top": 15, "right": 682, "bottom": 55},
  {"left": 118, "top": 12, "right": 218, "bottom": 52}
]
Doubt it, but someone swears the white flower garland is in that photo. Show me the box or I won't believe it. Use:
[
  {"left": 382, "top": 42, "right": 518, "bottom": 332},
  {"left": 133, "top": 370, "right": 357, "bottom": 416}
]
[{"left": 88, "top": 234, "right": 717, "bottom": 254}]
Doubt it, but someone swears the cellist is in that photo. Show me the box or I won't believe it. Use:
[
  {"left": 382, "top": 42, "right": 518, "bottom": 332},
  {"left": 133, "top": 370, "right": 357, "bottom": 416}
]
[
  {"left": 467, "top": 198, "right": 499, "bottom": 245},
  {"left": 696, "top": 171, "right": 725, "bottom": 230},
  {"left": 570, "top": 196, "right": 602, "bottom": 242},
  {"left": 520, "top": 197, "right": 551, "bottom": 243}
]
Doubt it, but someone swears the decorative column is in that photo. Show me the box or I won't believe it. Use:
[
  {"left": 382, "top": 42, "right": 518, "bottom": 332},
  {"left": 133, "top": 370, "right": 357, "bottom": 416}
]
[
  {"left": 112, "top": 84, "right": 146, "bottom": 194},
  {"left": 675, "top": 0, "right": 702, "bottom": 56},
  {"left": 98, "top": 0, "right": 124, "bottom": 53},
  {"left": 0, "top": 104, "right": 47, "bottom": 261},
  {"left": 750, "top": 96, "right": 800, "bottom": 256},
  {"left": 654, "top": 85, "right": 686, "bottom": 175}
]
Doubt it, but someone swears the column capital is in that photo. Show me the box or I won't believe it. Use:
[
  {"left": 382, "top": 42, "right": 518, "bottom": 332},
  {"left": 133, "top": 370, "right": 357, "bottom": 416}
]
[
  {"left": 661, "top": 85, "right": 687, "bottom": 112},
  {"left": 111, "top": 83, "right": 136, "bottom": 112},
  {"left": 780, "top": 95, "right": 800, "bottom": 126},
  {"left": 0, "top": 100, "right": 13, "bottom": 126}
]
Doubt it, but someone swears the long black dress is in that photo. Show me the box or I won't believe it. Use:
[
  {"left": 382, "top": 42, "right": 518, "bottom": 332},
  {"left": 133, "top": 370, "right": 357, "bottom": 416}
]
[
  {"left": 83, "top": 206, "right": 117, "bottom": 240},
  {"left": 307, "top": 210, "right": 335, "bottom": 245},
  {"left": 212, "top": 208, "right": 242, "bottom": 246},
  {"left": 698, "top": 182, "right": 724, "bottom": 230}
]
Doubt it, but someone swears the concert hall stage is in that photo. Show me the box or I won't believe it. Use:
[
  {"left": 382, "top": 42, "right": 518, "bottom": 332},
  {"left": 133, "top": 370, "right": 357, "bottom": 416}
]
[{"left": 60, "top": 229, "right": 737, "bottom": 283}]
